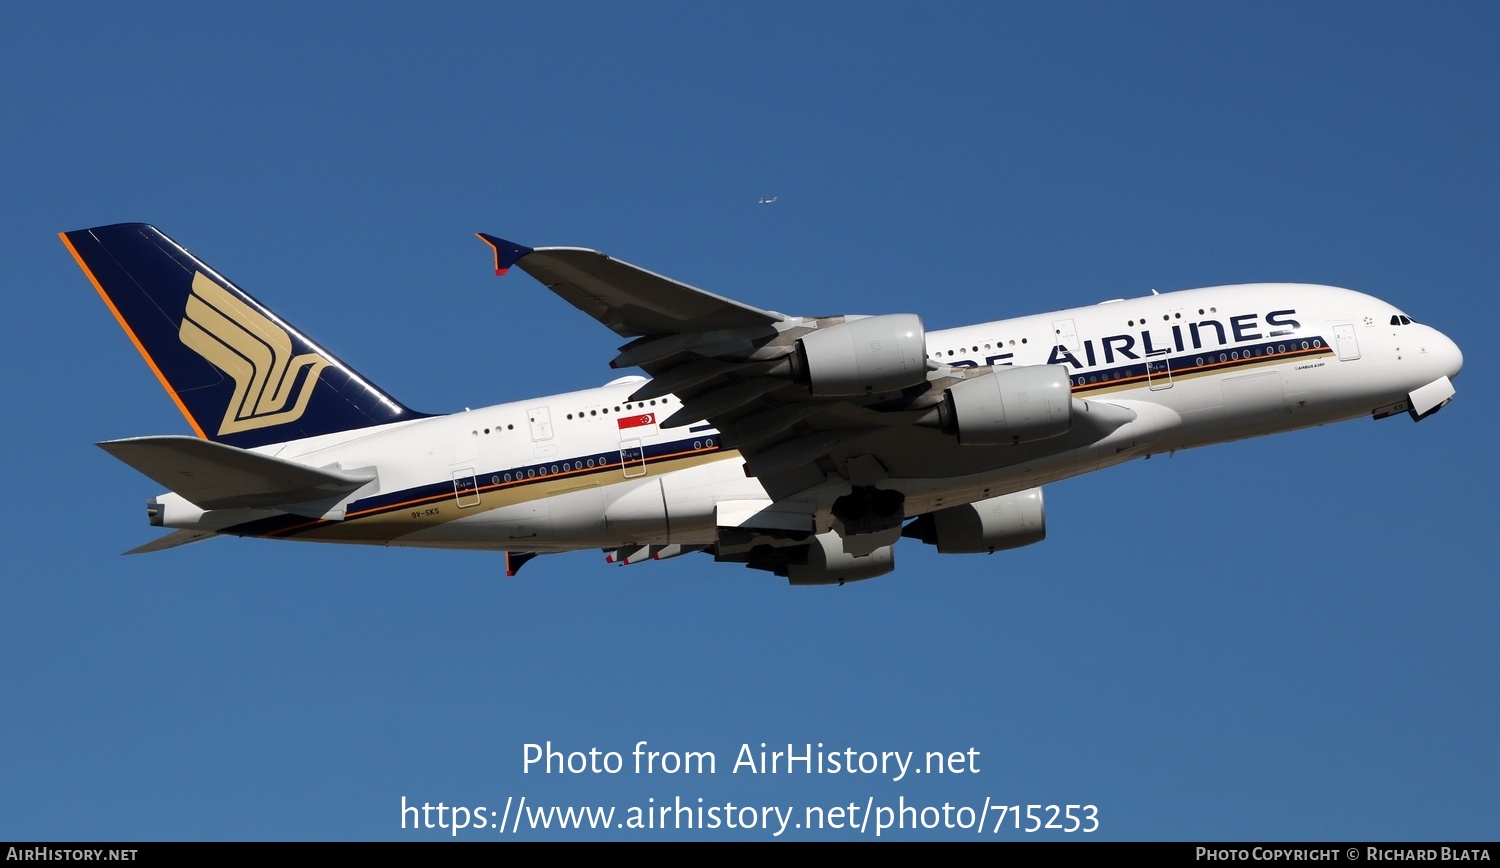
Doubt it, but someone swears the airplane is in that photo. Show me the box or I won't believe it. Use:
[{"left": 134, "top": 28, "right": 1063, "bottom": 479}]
[
  {"left": 60, "top": 223, "right": 1462, "bottom": 584},
  {"left": 758, "top": 197, "right": 778, "bottom": 205}
]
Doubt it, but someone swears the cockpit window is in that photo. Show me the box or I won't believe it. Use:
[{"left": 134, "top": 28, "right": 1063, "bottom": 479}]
[{"left": 1390, "top": 315, "right": 1414, "bottom": 326}]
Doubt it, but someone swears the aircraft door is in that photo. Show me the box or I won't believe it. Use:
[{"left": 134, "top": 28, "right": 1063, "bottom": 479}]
[
  {"left": 1052, "top": 318, "right": 1080, "bottom": 351},
  {"left": 1146, "top": 352, "right": 1173, "bottom": 390},
  {"left": 452, "top": 467, "right": 481, "bottom": 508},
  {"left": 1334, "top": 324, "right": 1361, "bottom": 361},
  {"left": 619, "top": 438, "right": 647, "bottom": 478},
  {"left": 527, "top": 407, "right": 554, "bottom": 441}
]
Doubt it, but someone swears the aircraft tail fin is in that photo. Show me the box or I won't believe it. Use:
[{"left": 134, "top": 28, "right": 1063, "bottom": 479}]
[{"left": 61, "top": 223, "right": 427, "bottom": 448}]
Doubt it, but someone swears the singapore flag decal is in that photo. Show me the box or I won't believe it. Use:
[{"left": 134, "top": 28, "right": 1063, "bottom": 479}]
[{"left": 617, "top": 412, "right": 656, "bottom": 430}]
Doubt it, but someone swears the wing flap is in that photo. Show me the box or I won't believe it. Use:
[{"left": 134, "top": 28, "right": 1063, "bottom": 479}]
[
  {"left": 124, "top": 528, "right": 219, "bottom": 555},
  {"left": 715, "top": 499, "right": 815, "bottom": 533},
  {"left": 99, "top": 435, "right": 375, "bottom": 511}
]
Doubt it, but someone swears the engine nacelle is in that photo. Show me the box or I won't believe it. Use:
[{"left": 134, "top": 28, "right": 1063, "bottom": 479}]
[
  {"left": 938, "top": 365, "right": 1073, "bottom": 444},
  {"left": 794, "top": 313, "right": 927, "bottom": 396},
  {"left": 781, "top": 530, "right": 896, "bottom": 585},
  {"left": 901, "top": 488, "right": 1046, "bottom": 554}
]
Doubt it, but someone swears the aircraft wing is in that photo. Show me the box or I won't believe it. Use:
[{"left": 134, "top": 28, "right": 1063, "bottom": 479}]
[
  {"left": 484, "top": 236, "right": 1134, "bottom": 507},
  {"left": 478, "top": 235, "right": 785, "bottom": 338}
]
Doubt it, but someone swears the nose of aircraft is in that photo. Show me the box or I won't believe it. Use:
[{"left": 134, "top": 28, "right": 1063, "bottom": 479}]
[{"left": 1434, "top": 328, "right": 1464, "bottom": 380}]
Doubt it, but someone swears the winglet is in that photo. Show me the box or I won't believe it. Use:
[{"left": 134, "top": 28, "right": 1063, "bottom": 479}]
[{"left": 477, "top": 233, "right": 534, "bottom": 276}]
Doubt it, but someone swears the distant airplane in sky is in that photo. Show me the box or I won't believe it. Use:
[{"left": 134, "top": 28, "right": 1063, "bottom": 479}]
[
  {"left": 758, "top": 196, "right": 778, "bottom": 204},
  {"left": 62, "top": 223, "right": 1461, "bottom": 583}
]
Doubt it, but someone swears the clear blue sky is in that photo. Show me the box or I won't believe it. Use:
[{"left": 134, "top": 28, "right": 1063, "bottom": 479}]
[{"left": 2, "top": 2, "right": 1496, "bottom": 841}]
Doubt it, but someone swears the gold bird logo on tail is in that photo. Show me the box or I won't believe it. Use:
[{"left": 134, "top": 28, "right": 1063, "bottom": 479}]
[{"left": 178, "top": 272, "right": 328, "bottom": 435}]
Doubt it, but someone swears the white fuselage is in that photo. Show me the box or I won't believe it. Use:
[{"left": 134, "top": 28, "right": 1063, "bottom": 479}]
[{"left": 151, "top": 283, "right": 1462, "bottom": 553}]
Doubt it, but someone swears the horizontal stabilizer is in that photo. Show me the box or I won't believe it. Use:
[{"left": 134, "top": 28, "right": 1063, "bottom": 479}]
[
  {"left": 124, "top": 528, "right": 219, "bottom": 555},
  {"left": 99, "top": 435, "right": 375, "bottom": 511}
]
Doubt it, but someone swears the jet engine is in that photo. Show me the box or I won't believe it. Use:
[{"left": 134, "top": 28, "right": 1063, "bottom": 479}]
[
  {"left": 933, "top": 365, "right": 1073, "bottom": 445},
  {"left": 901, "top": 488, "right": 1046, "bottom": 554},
  {"left": 791, "top": 314, "right": 928, "bottom": 395},
  {"left": 749, "top": 530, "right": 897, "bottom": 585}
]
